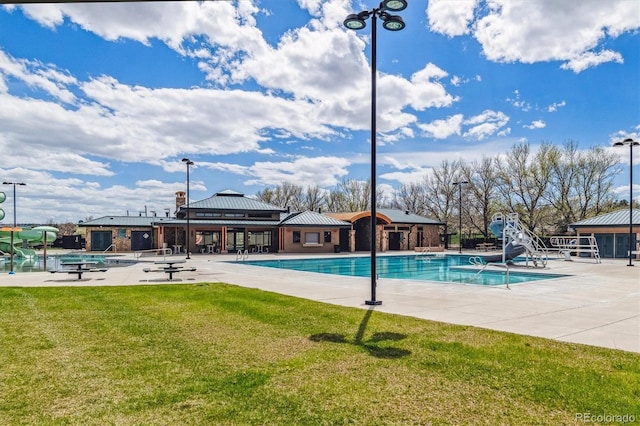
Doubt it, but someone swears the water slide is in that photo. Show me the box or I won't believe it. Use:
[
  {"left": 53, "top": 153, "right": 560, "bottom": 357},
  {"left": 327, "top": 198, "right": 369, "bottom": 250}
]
[
  {"left": 0, "top": 226, "right": 58, "bottom": 258},
  {"left": 486, "top": 213, "right": 548, "bottom": 267}
]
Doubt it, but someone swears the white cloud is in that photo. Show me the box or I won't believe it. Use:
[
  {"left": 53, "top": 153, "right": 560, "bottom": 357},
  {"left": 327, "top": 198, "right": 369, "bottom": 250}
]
[
  {"left": 428, "top": 0, "right": 640, "bottom": 72},
  {"left": 547, "top": 100, "right": 566, "bottom": 112},
  {"left": 427, "top": 0, "right": 479, "bottom": 37},
  {"left": 0, "top": 167, "right": 184, "bottom": 223},
  {"left": 244, "top": 156, "right": 350, "bottom": 187},
  {"left": 561, "top": 50, "right": 624, "bottom": 73},
  {"left": 463, "top": 110, "right": 510, "bottom": 140},
  {"left": 524, "top": 120, "right": 546, "bottom": 130},
  {"left": 505, "top": 90, "right": 531, "bottom": 112},
  {"left": 418, "top": 114, "right": 464, "bottom": 139}
]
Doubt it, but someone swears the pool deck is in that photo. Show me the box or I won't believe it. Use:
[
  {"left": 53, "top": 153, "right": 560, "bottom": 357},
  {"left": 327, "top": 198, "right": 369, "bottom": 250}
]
[{"left": 2, "top": 251, "right": 639, "bottom": 353}]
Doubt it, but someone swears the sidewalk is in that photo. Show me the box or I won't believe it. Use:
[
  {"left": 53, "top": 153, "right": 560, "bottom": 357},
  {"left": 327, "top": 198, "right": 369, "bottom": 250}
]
[{"left": 2, "top": 251, "right": 639, "bottom": 353}]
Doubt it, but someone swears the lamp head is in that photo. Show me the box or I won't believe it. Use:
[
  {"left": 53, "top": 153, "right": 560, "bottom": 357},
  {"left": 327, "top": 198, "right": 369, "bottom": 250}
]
[
  {"left": 344, "top": 13, "right": 367, "bottom": 30},
  {"left": 182, "top": 158, "right": 194, "bottom": 165},
  {"left": 381, "top": 13, "right": 405, "bottom": 31},
  {"left": 381, "top": 0, "right": 408, "bottom": 12},
  {"left": 614, "top": 138, "right": 640, "bottom": 147}
]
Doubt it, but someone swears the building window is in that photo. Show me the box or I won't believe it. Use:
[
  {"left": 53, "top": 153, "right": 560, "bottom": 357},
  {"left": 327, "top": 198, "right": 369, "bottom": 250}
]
[
  {"left": 305, "top": 232, "right": 320, "bottom": 244},
  {"left": 248, "top": 231, "right": 272, "bottom": 247},
  {"left": 324, "top": 231, "right": 332, "bottom": 243},
  {"left": 117, "top": 229, "right": 126, "bottom": 239},
  {"left": 248, "top": 213, "right": 274, "bottom": 218},
  {"left": 293, "top": 231, "right": 301, "bottom": 243},
  {"left": 196, "top": 212, "right": 222, "bottom": 218}
]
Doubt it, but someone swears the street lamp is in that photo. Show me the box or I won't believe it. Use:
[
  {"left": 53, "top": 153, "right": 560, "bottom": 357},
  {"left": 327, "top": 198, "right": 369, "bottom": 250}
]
[
  {"left": 181, "top": 158, "right": 194, "bottom": 260},
  {"left": 344, "top": 0, "right": 407, "bottom": 306},
  {"left": 453, "top": 181, "right": 468, "bottom": 254},
  {"left": 613, "top": 138, "right": 639, "bottom": 266},
  {"left": 2, "top": 181, "right": 26, "bottom": 274}
]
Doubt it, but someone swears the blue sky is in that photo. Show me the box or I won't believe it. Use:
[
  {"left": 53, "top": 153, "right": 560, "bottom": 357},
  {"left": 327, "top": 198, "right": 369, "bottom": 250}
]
[{"left": 0, "top": 0, "right": 639, "bottom": 224}]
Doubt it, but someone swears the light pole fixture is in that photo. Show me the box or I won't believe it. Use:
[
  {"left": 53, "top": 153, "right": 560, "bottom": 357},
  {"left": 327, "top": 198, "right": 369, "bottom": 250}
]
[
  {"left": 2, "top": 181, "right": 26, "bottom": 274},
  {"left": 181, "top": 158, "right": 194, "bottom": 260},
  {"left": 613, "top": 138, "right": 639, "bottom": 266},
  {"left": 344, "top": 0, "right": 407, "bottom": 306},
  {"left": 453, "top": 181, "right": 469, "bottom": 254}
]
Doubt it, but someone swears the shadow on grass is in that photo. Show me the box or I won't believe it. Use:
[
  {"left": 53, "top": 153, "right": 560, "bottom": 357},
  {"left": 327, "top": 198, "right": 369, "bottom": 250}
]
[{"left": 309, "top": 308, "right": 411, "bottom": 359}]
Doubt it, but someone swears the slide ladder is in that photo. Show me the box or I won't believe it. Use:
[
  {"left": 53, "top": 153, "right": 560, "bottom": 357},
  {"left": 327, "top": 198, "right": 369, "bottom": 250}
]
[{"left": 500, "top": 213, "right": 548, "bottom": 268}]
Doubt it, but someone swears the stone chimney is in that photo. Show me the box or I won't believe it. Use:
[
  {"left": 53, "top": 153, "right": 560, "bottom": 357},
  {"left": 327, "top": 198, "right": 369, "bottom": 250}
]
[{"left": 175, "top": 191, "right": 186, "bottom": 211}]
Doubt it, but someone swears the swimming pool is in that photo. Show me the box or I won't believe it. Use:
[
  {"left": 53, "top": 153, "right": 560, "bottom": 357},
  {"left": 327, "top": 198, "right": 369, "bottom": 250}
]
[
  {"left": 242, "top": 254, "right": 568, "bottom": 286},
  {"left": 1, "top": 254, "right": 138, "bottom": 273}
]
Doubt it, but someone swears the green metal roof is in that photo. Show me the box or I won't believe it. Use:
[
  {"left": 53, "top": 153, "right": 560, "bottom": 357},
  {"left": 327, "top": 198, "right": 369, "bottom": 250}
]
[
  {"left": 377, "top": 208, "right": 444, "bottom": 225},
  {"left": 571, "top": 209, "right": 640, "bottom": 227},
  {"left": 280, "top": 211, "right": 351, "bottom": 227},
  {"left": 186, "top": 191, "right": 287, "bottom": 212}
]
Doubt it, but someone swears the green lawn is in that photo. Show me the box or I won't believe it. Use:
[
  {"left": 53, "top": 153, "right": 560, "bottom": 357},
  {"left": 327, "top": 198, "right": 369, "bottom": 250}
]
[{"left": 1, "top": 283, "right": 638, "bottom": 425}]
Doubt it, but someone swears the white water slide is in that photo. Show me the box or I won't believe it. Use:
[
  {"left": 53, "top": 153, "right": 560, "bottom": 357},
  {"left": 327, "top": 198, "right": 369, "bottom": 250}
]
[{"left": 490, "top": 213, "right": 548, "bottom": 268}]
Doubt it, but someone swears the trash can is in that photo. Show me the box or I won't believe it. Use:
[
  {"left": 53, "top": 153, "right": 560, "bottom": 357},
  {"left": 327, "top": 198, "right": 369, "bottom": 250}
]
[{"left": 334, "top": 245, "right": 341, "bottom": 253}]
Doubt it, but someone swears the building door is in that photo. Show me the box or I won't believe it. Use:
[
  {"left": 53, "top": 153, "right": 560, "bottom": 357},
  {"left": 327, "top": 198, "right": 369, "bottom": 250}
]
[
  {"left": 226, "top": 229, "right": 245, "bottom": 252},
  {"left": 388, "top": 232, "right": 402, "bottom": 250},
  {"left": 594, "top": 234, "right": 614, "bottom": 258},
  {"left": 131, "top": 231, "right": 153, "bottom": 251},
  {"left": 90, "top": 231, "right": 112, "bottom": 252},
  {"left": 615, "top": 233, "right": 636, "bottom": 258}
]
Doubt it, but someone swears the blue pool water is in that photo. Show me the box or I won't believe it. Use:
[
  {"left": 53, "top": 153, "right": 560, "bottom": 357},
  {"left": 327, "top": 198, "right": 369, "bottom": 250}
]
[{"left": 242, "top": 254, "right": 568, "bottom": 286}]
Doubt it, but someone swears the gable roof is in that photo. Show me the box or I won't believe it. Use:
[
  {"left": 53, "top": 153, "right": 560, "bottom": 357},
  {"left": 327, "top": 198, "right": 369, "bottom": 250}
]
[
  {"left": 571, "top": 209, "right": 640, "bottom": 227},
  {"left": 186, "top": 191, "right": 287, "bottom": 212},
  {"left": 280, "top": 211, "right": 351, "bottom": 227},
  {"left": 378, "top": 208, "right": 444, "bottom": 225}
]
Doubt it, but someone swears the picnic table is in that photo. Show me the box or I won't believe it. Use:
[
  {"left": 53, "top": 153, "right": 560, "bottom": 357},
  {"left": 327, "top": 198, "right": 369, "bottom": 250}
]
[
  {"left": 143, "top": 260, "right": 196, "bottom": 280},
  {"left": 476, "top": 242, "right": 497, "bottom": 252},
  {"left": 51, "top": 261, "right": 107, "bottom": 280}
]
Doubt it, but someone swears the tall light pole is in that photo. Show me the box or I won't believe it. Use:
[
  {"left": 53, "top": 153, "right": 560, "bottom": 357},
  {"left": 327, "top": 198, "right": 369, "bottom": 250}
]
[
  {"left": 344, "top": 0, "right": 407, "bottom": 306},
  {"left": 613, "top": 138, "right": 639, "bottom": 266},
  {"left": 181, "top": 158, "right": 194, "bottom": 260},
  {"left": 2, "top": 181, "right": 26, "bottom": 274},
  {"left": 453, "top": 181, "right": 468, "bottom": 254}
]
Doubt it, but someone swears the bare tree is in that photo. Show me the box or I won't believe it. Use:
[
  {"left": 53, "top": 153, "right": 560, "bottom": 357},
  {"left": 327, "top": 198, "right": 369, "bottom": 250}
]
[
  {"left": 542, "top": 141, "right": 622, "bottom": 233},
  {"left": 326, "top": 189, "right": 347, "bottom": 213},
  {"left": 255, "top": 187, "right": 276, "bottom": 205},
  {"left": 461, "top": 157, "right": 498, "bottom": 238},
  {"left": 495, "top": 142, "right": 553, "bottom": 232},
  {"left": 545, "top": 141, "right": 578, "bottom": 233},
  {"left": 392, "top": 182, "right": 427, "bottom": 215},
  {"left": 575, "top": 146, "right": 621, "bottom": 218},
  {"left": 424, "top": 160, "right": 461, "bottom": 247},
  {"left": 337, "top": 179, "right": 371, "bottom": 211},
  {"left": 256, "top": 183, "right": 304, "bottom": 210},
  {"left": 305, "top": 185, "right": 326, "bottom": 212}
]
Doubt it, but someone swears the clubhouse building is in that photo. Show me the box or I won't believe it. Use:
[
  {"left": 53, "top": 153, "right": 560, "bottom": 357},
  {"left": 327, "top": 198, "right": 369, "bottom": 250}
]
[{"left": 79, "top": 190, "right": 444, "bottom": 255}]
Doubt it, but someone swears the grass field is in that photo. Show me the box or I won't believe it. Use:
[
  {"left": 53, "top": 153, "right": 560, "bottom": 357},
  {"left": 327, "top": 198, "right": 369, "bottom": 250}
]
[{"left": 1, "top": 283, "right": 639, "bottom": 425}]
